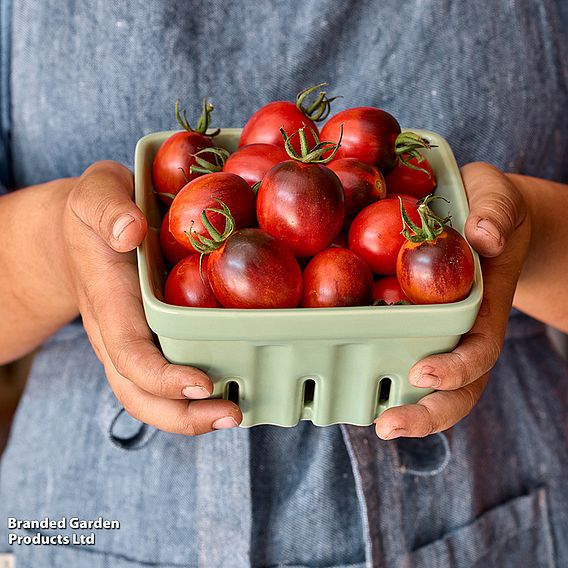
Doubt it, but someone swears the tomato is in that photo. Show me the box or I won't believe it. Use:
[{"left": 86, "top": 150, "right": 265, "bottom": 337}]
[
  {"left": 320, "top": 107, "right": 401, "bottom": 173},
  {"left": 152, "top": 100, "right": 219, "bottom": 205},
  {"left": 169, "top": 172, "right": 255, "bottom": 252},
  {"left": 396, "top": 197, "right": 475, "bottom": 304},
  {"left": 164, "top": 255, "right": 222, "bottom": 308},
  {"left": 206, "top": 228, "right": 303, "bottom": 308},
  {"left": 327, "top": 157, "right": 386, "bottom": 219},
  {"left": 320, "top": 107, "right": 432, "bottom": 175},
  {"left": 159, "top": 212, "right": 191, "bottom": 266},
  {"left": 386, "top": 153, "right": 436, "bottom": 199},
  {"left": 348, "top": 196, "right": 421, "bottom": 275},
  {"left": 372, "top": 276, "right": 411, "bottom": 305},
  {"left": 257, "top": 160, "right": 345, "bottom": 257},
  {"left": 301, "top": 248, "right": 373, "bottom": 308},
  {"left": 223, "top": 143, "right": 288, "bottom": 186},
  {"left": 239, "top": 84, "right": 336, "bottom": 154}
]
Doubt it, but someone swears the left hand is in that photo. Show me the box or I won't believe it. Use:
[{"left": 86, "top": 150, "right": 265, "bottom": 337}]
[{"left": 374, "top": 162, "right": 531, "bottom": 439}]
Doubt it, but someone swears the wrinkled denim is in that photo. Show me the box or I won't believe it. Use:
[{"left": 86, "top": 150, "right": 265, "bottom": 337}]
[{"left": 1, "top": 1, "right": 568, "bottom": 567}]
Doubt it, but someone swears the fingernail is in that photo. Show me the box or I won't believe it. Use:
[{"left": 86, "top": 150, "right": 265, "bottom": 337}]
[
  {"left": 382, "top": 427, "right": 406, "bottom": 440},
  {"left": 113, "top": 214, "right": 135, "bottom": 240},
  {"left": 182, "top": 385, "right": 210, "bottom": 400},
  {"left": 212, "top": 416, "right": 238, "bottom": 430},
  {"left": 476, "top": 219, "right": 501, "bottom": 246},
  {"left": 415, "top": 374, "right": 440, "bottom": 388},
  {"left": 411, "top": 366, "right": 440, "bottom": 388}
]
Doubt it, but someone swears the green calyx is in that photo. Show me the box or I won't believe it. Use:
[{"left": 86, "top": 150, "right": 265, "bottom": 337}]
[
  {"left": 395, "top": 132, "right": 436, "bottom": 176},
  {"left": 400, "top": 194, "right": 451, "bottom": 243},
  {"left": 175, "top": 98, "right": 221, "bottom": 136},
  {"left": 296, "top": 82, "right": 341, "bottom": 122},
  {"left": 185, "top": 199, "right": 235, "bottom": 255},
  {"left": 189, "top": 147, "right": 230, "bottom": 175},
  {"left": 280, "top": 124, "right": 343, "bottom": 164}
]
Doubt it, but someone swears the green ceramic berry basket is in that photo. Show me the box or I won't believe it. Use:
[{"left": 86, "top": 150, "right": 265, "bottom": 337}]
[{"left": 134, "top": 128, "right": 483, "bottom": 428}]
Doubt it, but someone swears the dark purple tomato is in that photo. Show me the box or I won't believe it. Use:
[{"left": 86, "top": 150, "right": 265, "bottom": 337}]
[
  {"left": 256, "top": 161, "right": 345, "bottom": 257},
  {"left": 320, "top": 107, "right": 401, "bottom": 173},
  {"left": 206, "top": 228, "right": 303, "bottom": 308},
  {"left": 327, "top": 157, "right": 386, "bottom": 219},
  {"left": 301, "top": 248, "right": 373, "bottom": 308}
]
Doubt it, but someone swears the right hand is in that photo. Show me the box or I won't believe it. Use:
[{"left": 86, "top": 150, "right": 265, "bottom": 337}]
[{"left": 62, "top": 160, "right": 242, "bottom": 435}]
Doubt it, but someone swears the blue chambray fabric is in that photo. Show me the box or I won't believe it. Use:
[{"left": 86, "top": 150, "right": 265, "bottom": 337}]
[{"left": 1, "top": 1, "right": 568, "bottom": 567}]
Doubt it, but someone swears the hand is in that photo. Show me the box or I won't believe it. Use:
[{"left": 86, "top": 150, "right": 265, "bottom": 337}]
[
  {"left": 63, "top": 161, "right": 242, "bottom": 434},
  {"left": 374, "top": 162, "right": 531, "bottom": 439}
]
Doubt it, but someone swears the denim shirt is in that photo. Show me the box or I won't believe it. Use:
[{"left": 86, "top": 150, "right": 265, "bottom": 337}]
[{"left": 1, "top": 1, "right": 568, "bottom": 567}]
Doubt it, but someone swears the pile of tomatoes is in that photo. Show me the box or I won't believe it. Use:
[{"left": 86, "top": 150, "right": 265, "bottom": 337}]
[{"left": 153, "top": 84, "right": 475, "bottom": 309}]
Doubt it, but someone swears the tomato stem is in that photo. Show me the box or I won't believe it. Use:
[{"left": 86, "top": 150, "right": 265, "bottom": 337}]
[
  {"left": 399, "top": 195, "right": 451, "bottom": 243},
  {"left": 189, "top": 147, "right": 230, "bottom": 175},
  {"left": 175, "top": 98, "right": 220, "bottom": 136},
  {"left": 296, "top": 83, "right": 341, "bottom": 122},
  {"left": 395, "top": 132, "right": 436, "bottom": 176},
  {"left": 280, "top": 124, "right": 343, "bottom": 164}
]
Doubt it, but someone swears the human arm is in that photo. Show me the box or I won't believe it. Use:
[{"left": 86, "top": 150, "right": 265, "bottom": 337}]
[
  {"left": 375, "top": 162, "right": 568, "bottom": 439},
  {"left": 0, "top": 161, "right": 242, "bottom": 434}
]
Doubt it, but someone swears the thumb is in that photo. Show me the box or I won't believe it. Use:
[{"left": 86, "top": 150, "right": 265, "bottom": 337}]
[
  {"left": 69, "top": 160, "right": 147, "bottom": 252},
  {"left": 461, "top": 162, "right": 526, "bottom": 258}
]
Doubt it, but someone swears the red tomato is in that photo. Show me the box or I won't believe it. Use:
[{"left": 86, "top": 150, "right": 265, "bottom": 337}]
[
  {"left": 206, "top": 228, "right": 303, "bottom": 308},
  {"left": 348, "top": 196, "right": 421, "bottom": 275},
  {"left": 327, "top": 158, "right": 386, "bottom": 219},
  {"left": 397, "top": 226, "right": 475, "bottom": 304},
  {"left": 152, "top": 101, "right": 220, "bottom": 205},
  {"left": 386, "top": 153, "right": 437, "bottom": 199},
  {"left": 159, "top": 212, "right": 191, "bottom": 266},
  {"left": 301, "top": 248, "right": 373, "bottom": 308},
  {"left": 239, "top": 84, "right": 336, "bottom": 154},
  {"left": 239, "top": 101, "right": 319, "bottom": 154},
  {"left": 257, "top": 161, "right": 345, "bottom": 257},
  {"left": 320, "top": 107, "right": 401, "bottom": 173},
  {"left": 223, "top": 143, "right": 289, "bottom": 186},
  {"left": 164, "top": 255, "right": 221, "bottom": 308},
  {"left": 169, "top": 172, "right": 255, "bottom": 252},
  {"left": 372, "top": 276, "right": 411, "bottom": 305}
]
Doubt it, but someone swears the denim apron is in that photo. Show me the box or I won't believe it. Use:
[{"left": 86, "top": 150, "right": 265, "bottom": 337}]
[{"left": 1, "top": 1, "right": 568, "bottom": 566}]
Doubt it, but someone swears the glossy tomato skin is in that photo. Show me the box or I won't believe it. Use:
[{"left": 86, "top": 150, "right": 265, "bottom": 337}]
[
  {"left": 239, "top": 101, "right": 319, "bottom": 154},
  {"left": 169, "top": 172, "right": 255, "bottom": 252},
  {"left": 348, "top": 196, "right": 421, "bottom": 275},
  {"left": 164, "top": 255, "right": 221, "bottom": 308},
  {"left": 372, "top": 276, "right": 411, "bottom": 304},
  {"left": 301, "top": 248, "right": 373, "bottom": 308},
  {"left": 257, "top": 161, "right": 345, "bottom": 258},
  {"left": 152, "top": 131, "right": 215, "bottom": 205},
  {"left": 320, "top": 107, "right": 401, "bottom": 173},
  {"left": 327, "top": 157, "right": 386, "bottom": 219},
  {"left": 223, "top": 143, "right": 289, "bottom": 186},
  {"left": 207, "top": 228, "right": 302, "bottom": 308},
  {"left": 386, "top": 154, "right": 437, "bottom": 199},
  {"left": 397, "top": 226, "right": 475, "bottom": 304},
  {"left": 160, "top": 212, "right": 191, "bottom": 266}
]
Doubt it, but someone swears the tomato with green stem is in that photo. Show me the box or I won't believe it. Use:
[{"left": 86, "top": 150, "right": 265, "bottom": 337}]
[
  {"left": 320, "top": 107, "right": 433, "bottom": 174},
  {"left": 152, "top": 99, "right": 221, "bottom": 205},
  {"left": 189, "top": 202, "right": 303, "bottom": 309},
  {"left": 396, "top": 195, "right": 475, "bottom": 304},
  {"left": 169, "top": 172, "right": 255, "bottom": 252},
  {"left": 256, "top": 125, "right": 345, "bottom": 258},
  {"left": 239, "top": 83, "right": 339, "bottom": 154}
]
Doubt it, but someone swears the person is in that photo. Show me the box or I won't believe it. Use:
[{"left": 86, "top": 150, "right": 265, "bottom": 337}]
[{"left": 1, "top": 1, "right": 567, "bottom": 566}]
